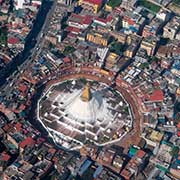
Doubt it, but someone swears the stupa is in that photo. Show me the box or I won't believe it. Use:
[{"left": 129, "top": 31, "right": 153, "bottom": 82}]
[
  {"left": 65, "top": 83, "right": 103, "bottom": 123},
  {"left": 38, "top": 79, "right": 133, "bottom": 149}
]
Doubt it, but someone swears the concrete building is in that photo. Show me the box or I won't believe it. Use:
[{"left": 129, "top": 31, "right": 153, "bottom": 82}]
[
  {"left": 78, "top": 0, "right": 102, "bottom": 14},
  {"left": 122, "top": 11, "right": 145, "bottom": 35},
  {"left": 143, "top": 18, "right": 164, "bottom": 37},
  {"left": 14, "top": 0, "right": 25, "bottom": 10},
  {"left": 120, "top": 0, "right": 138, "bottom": 10},
  {"left": 67, "top": 13, "right": 92, "bottom": 30},
  {"left": 86, "top": 32, "right": 109, "bottom": 46},
  {"left": 150, "top": 142, "right": 173, "bottom": 170},
  {"left": 125, "top": 34, "right": 141, "bottom": 57},
  {"left": 163, "top": 16, "right": 180, "bottom": 40},
  {"left": 124, "top": 45, "right": 138, "bottom": 58},
  {"left": 110, "top": 31, "right": 127, "bottom": 44},
  {"left": 156, "top": 9, "right": 170, "bottom": 22},
  {"left": 58, "top": 0, "right": 73, "bottom": 5},
  {"left": 140, "top": 36, "right": 159, "bottom": 56}
]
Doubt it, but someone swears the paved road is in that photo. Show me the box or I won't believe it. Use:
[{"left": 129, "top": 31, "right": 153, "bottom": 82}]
[
  {"left": 0, "top": 0, "right": 57, "bottom": 97},
  {"left": 147, "top": 0, "right": 171, "bottom": 11}
]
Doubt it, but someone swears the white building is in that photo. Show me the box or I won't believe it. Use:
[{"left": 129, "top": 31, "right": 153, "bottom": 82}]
[
  {"left": 15, "top": 0, "right": 25, "bottom": 10},
  {"left": 163, "top": 16, "right": 180, "bottom": 40},
  {"left": 156, "top": 9, "right": 170, "bottom": 22}
]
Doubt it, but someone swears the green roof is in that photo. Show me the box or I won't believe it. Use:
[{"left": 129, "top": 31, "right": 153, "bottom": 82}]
[
  {"left": 129, "top": 146, "right": 138, "bottom": 156},
  {"left": 156, "top": 164, "right": 169, "bottom": 172}
]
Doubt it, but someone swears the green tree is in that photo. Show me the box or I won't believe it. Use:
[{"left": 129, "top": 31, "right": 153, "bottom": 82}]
[
  {"left": 0, "top": 26, "right": 8, "bottom": 46},
  {"left": 170, "top": 146, "right": 179, "bottom": 157},
  {"left": 110, "top": 41, "right": 124, "bottom": 54},
  {"left": 63, "top": 46, "right": 75, "bottom": 55}
]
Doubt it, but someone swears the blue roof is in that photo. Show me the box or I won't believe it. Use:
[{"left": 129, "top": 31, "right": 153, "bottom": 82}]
[
  {"left": 33, "top": 64, "right": 40, "bottom": 70},
  {"left": 129, "top": 26, "right": 138, "bottom": 32},
  {"left": 39, "top": 57, "right": 46, "bottom": 64},
  {"left": 13, "top": 162, "right": 21, "bottom": 168},
  {"left": 172, "top": 60, "right": 180, "bottom": 70},
  {"left": 79, "top": 159, "right": 92, "bottom": 175},
  {"left": 93, "top": 165, "right": 103, "bottom": 178}
]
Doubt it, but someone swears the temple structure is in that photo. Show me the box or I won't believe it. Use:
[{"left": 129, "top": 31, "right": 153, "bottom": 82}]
[
  {"left": 38, "top": 80, "right": 133, "bottom": 149},
  {"left": 81, "top": 83, "right": 92, "bottom": 102}
]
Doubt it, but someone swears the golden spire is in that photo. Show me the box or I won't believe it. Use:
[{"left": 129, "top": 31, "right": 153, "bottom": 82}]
[{"left": 81, "top": 82, "right": 91, "bottom": 102}]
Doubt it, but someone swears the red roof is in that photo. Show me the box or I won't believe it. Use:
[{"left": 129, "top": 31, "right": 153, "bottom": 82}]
[
  {"left": 70, "top": 14, "right": 81, "bottom": 23},
  {"left": 177, "top": 131, "right": 180, "bottom": 137},
  {"left": 19, "top": 104, "right": 26, "bottom": 111},
  {"left": 19, "top": 84, "right": 28, "bottom": 93},
  {"left": 128, "top": 19, "right": 135, "bottom": 25},
  {"left": 1, "top": 151, "right": 11, "bottom": 161},
  {"left": 84, "top": 0, "right": 102, "bottom": 5},
  {"left": 95, "top": 15, "right": 113, "bottom": 24},
  {"left": 67, "top": 32, "right": 77, "bottom": 38},
  {"left": 114, "top": 7, "right": 124, "bottom": 14},
  {"left": 83, "top": 16, "right": 93, "bottom": 25},
  {"left": 63, "top": 57, "right": 71, "bottom": 63},
  {"left": 36, "top": 137, "right": 45, "bottom": 144},
  {"left": 149, "top": 89, "right": 164, "bottom": 102},
  {"left": 20, "top": 137, "right": 35, "bottom": 149},
  {"left": 106, "top": 15, "right": 113, "bottom": 22},
  {"left": 8, "top": 37, "right": 20, "bottom": 44},
  {"left": 49, "top": 148, "right": 56, "bottom": 154},
  {"left": 69, "top": 13, "right": 92, "bottom": 26},
  {"left": 123, "top": 16, "right": 136, "bottom": 25},
  {"left": 95, "top": 17, "right": 107, "bottom": 24},
  {"left": 15, "top": 122, "right": 22, "bottom": 132},
  {"left": 136, "top": 150, "right": 146, "bottom": 158},
  {"left": 3, "top": 124, "right": 13, "bottom": 132},
  {"left": 66, "top": 26, "right": 81, "bottom": 33},
  {"left": 153, "top": 81, "right": 160, "bottom": 87},
  {"left": 121, "top": 169, "right": 132, "bottom": 179}
]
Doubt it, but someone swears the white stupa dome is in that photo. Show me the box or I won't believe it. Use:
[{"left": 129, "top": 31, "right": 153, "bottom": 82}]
[
  {"left": 66, "top": 93, "right": 101, "bottom": 123},
  {"left": 56, "top": 82, "right": 113, "bottom": 125},
  {"left": 64, "top": 83, "right": 105, "bottom": 124}
]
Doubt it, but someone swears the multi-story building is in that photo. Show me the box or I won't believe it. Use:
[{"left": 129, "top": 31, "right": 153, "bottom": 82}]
[
  {"left": 171, "top": 60, "right": 180, "bottom": 77},
  {"left": 156, "top": 9, "right": 170, "bottom": 22},
  {"left": 157, "top": 45, "right": 174, "bottom": 58},
  {"left": 78, "top": 0, "right": 102, "bottom": 13},
  {"left": 104, "top": 53, "right": 119, "bottom": 71},
  {"left": 161, "top": 58, "right": 172, "bottom": 69},
  {"left": 92, "top": 15, "right": 119, "bottom": 31},
  {"left": 175, "top": 31, "right": 180, "bottom": 40},
  {"left": 124, "top": 44, "right": 138, "bottom": 58},
  {"left": 120, "top": 0, "right": 138, "bottom": 10},
  {"left": 122, "top": 11, "right": 145, "bottom": 35},
  {"left": 110, "top": 31, "right": 127, "bottom": 44},
  {"left": 126, "top": 34, "right": 141, "bottom": 45},
  {"left": 143, "top": 18, "right": 164, "bottom": 37},
  {"left": 121, "top": 148, "right": 147, "bottom": 179},
  {"left": 14, "top": 0, "right": 25, "bottom": 10},
  {"left": 142, "top": 128, "right": 164, "bottom": 148},
  {"left": 58, "top": 0, "right": 73, "bottom": 5},
  {"left": 124, "top": 34, "right": 141, "bottom": 57},
  {"left": 150, "top": 142, "right": 173, "bottom": 170},
  {"left": 86, "top": 32, "right": 109, "bottom": 46},
  {"left": 163, "top": 16, "right": 180, "bottom": 40},
  {"left": 140, "top": 36, "right": 159, "bottom": 56},
  {"left": 67, "top": 13, "right": 92, "bottom": 30}
]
